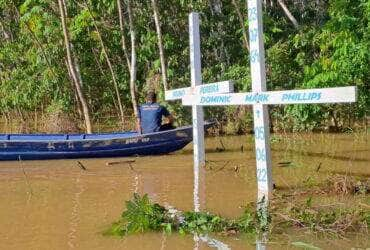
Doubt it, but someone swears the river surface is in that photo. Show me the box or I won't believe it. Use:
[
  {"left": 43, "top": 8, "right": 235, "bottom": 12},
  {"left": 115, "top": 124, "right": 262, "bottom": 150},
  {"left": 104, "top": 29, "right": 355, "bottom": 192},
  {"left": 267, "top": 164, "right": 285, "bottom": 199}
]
[{"left": 0, "top": 133, "right": 369, "bottom": 249}]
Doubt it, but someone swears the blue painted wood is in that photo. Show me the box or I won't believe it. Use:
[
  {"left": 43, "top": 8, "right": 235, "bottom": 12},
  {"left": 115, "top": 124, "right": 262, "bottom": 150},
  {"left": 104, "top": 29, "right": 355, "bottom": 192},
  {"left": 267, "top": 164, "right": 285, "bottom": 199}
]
[{"left": 0, "top": 126, "right": 195, "bottom": 161}]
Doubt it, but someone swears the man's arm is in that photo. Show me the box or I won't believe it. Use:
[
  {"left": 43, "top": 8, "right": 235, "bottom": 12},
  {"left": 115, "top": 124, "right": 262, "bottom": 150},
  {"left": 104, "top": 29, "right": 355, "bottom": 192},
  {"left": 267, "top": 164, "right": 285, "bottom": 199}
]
[
  {"left": 161, "top": 106, "right": 174, "bottom": 125},
  {"left": 166, "top": 114, "right": 174, "bottom": 125}
]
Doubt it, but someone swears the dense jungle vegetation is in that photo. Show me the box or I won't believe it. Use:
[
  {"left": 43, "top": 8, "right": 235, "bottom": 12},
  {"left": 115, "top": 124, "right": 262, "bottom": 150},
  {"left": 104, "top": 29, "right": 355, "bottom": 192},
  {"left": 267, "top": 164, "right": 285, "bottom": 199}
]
[{"left": 0, "top": 0, "right": 369, "bottom": 133}]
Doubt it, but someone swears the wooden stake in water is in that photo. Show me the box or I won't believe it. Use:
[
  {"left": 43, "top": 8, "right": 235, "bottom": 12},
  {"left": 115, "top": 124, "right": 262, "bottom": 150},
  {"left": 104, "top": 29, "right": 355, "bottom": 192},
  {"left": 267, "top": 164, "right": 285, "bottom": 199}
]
[
  {"left": 189, "top": 12, "right": 204, "bottom": 212},
  {"left": 164, "top": 15, "right": 234, "bottom": 212},
  {"left": 247, "top": 0, "right": 272, "bottom": 205}
]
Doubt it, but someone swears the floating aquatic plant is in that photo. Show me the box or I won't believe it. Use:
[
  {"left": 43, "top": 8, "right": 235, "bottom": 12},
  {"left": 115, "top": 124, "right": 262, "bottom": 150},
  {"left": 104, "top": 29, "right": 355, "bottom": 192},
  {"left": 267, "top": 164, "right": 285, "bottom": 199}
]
[
  {"left": 105, "top": 193, "right": 259, "bottom": 236},
  {"left": 105, "top": 193, "right": 171, "bottom": 236}
]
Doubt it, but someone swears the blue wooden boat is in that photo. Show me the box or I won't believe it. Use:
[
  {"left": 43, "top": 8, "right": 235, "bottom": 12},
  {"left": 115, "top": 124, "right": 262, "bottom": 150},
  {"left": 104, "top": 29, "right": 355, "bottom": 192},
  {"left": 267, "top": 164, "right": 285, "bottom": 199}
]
[{"left": 0, "top": 125, "right": 197, "bottom": 161}]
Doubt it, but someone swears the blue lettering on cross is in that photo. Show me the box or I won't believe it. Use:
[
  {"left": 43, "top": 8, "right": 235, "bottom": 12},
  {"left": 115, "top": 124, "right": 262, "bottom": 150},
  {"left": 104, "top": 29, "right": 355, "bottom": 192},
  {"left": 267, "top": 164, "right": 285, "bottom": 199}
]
[
  {"left": 281, "top": 91, "right": 322, "bottom": 102},
  {"left": 173, "top": 89, "right": 186, "bottom": 98},
  {"left": 248, "top": 7, "right": 257, "bottom": 22},
  {"left": 256, "top": 148, "right": 266, "bottom": 162},
  {"left": 200, "top": 95, "right": 231, "bottom": 104},
  {"left": 257, "top": 168, "right": 267, "bottom": 182},
  {"left": 250, "top": 50, "right": 259, "bottom": 63},
  {"left": 200, "top": 84, "right": 219, "bottom": 94},
  {"left": 249, "top": 28, "right": 258, "bottom": 43},
  {"left": 245, "top": 93, "right": 269, "bottom": 103},
  {"left": 254, "top": 126, "right": 264, "bottom": 140}
]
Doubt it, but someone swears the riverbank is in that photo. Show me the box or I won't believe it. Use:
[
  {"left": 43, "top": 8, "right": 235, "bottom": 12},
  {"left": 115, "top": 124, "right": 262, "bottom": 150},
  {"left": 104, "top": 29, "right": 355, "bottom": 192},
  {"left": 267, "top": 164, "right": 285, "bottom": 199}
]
[{"left": 0, "top": 112, "right": 369, "bottom": 135}]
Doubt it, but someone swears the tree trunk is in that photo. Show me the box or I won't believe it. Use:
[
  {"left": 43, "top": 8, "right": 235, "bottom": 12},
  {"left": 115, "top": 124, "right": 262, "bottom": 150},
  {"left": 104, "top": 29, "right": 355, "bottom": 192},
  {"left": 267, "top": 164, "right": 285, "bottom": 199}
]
[
  {"left": 58, "top": 0, "right": 92, "bottom": 133},
  {"left": 84, "top": 3, "right": 125, "bottom": 126},
  {"left": 65, "top": 59, "right": 83, "bottom": 118},
  {"left": 277, "top": 0, "right": 299, "bottom": 29},
  {"left": 126, "top": 0, "right": 140, "bottom": 130},
  {"left": 72, "top": 44, "right": 83, "bottom": 87},
  {"left": 231, "top": 0, "right": 249, "bottom": 51},
  {"left": 117, "top": 0, "right": 131, "bottom": 72},
  {"left": 151, "top": 0, "right": 168, "bottom": 90}
]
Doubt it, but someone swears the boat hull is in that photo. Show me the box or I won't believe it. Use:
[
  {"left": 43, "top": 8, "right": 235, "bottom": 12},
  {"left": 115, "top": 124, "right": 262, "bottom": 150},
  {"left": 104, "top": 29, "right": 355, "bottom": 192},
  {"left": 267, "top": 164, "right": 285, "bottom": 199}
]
[{"left": 0, "top": 126, "right": 193, "bottom": 161}]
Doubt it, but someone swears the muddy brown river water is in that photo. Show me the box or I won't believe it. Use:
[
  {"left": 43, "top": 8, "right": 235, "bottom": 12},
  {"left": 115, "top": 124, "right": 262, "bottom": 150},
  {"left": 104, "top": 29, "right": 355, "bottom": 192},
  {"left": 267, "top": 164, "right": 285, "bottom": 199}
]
[{"left": 0, "top": 133, "right": 369, "bottom": 249}]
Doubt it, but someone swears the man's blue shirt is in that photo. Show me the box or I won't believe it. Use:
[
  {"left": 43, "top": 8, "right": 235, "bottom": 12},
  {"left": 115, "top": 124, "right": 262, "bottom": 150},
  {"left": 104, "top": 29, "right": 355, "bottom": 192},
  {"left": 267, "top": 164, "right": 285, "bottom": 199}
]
[{"left": 139, "top": 102, "right": 170, "bottom": 134}]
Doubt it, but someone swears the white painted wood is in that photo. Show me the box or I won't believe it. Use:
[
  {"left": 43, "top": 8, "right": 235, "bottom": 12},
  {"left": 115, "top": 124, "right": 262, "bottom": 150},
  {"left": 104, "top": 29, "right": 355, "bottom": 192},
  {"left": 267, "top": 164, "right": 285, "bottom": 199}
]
[
  {"left": 189, "top": 12, "right": 204, "bottom": 213},
  {"left": 182, "top": 86, "right": 357, "bottom": 106},
  {"left": 181, "top": 0, "right": 358, "bottom": 209},
  {"left": 165, "top": 80, "right": 234, "bottom": 101},
  {"left": 248, "top": 0, "right": 272, "bottom": 204},
  {"left": 165, "top": 14, "right": 234, "bottom": 213}
]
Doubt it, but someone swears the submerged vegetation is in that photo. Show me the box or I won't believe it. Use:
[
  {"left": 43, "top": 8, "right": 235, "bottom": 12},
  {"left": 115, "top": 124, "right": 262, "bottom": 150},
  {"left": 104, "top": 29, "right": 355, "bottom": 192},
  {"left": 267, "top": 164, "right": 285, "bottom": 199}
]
[
  {"left": 104, "top": 193, "right": 267, "bottom": 237},
  {"left": 276, "top": 200, "right": 369, "bottom": 237},
  {"left": 106, "top": 174, "right": 369, "bottom": 239}
]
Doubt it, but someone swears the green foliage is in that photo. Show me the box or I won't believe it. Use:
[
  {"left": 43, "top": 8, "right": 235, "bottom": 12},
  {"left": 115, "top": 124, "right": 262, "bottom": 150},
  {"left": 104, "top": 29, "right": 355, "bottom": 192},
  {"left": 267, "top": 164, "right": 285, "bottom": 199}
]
[
  {"left": 105, "top": 193, "right": 258, "bottom": 237},
  {"left": 106, "top": 192, "right": 369, "bottom": 239},
  {"left": 179, "top": 211, "right": 228, "bottom": 234},
  {"left": 0, "top": 0, "right": 368, "bottom": 131},
  {"left": 107, "top": 193, "right": 169, "bottom": 235},
  {"left": 256, "top": 202, "right": 271, "bottom": 233},
  {"left": 280, "top": 0, "right": 370, "bottom": 131}
]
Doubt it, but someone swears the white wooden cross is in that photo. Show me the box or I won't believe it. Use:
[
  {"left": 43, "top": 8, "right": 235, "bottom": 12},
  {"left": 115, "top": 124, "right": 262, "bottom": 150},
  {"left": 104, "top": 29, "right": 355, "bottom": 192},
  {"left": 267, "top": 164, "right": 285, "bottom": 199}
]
[
  {"left": 164, "top": 13, "right": 234, "bottom": 212},
  {"left": 182, "top": 0, "right": 357, "bottom": 206}
]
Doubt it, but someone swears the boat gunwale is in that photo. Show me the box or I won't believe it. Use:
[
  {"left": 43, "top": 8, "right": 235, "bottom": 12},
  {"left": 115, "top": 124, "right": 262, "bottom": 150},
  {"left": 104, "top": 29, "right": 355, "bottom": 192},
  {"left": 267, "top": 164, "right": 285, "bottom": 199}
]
[{"left": 0, "top": 125, "right": 193, "bottom": 143}]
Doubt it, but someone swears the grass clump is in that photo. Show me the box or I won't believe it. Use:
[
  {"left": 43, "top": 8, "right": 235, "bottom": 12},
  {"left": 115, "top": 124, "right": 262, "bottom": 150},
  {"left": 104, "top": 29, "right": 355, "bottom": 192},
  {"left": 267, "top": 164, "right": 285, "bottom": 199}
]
[
  {"left": 325, "top": 174, "right": 369, "bottom": 195},
  {"left": 274, "top": 196, "right": 369, "bottom": 237}
]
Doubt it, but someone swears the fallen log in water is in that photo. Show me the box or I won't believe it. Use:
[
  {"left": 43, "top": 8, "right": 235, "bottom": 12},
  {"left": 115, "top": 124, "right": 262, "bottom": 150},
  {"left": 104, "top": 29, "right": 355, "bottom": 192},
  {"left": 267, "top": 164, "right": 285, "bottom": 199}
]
[{"left": 105, "top": 160, "right": 136, "bottom": 166}]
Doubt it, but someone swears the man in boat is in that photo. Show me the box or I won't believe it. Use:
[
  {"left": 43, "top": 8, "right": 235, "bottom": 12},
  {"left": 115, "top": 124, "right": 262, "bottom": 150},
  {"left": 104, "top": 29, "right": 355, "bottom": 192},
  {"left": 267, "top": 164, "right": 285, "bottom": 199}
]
[{"left": 138, "top": 91, "right": 175, "bottom": 134}]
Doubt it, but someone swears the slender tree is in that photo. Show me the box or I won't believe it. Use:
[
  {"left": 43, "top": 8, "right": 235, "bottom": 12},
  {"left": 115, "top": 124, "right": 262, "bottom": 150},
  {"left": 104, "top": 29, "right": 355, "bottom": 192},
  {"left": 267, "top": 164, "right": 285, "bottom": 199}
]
[
  {"left": 151, "top": 0, "right": 168, "bottom": 90},
  {"left": 117, "top": 0, "right": 131, "bottom": 72},
  {"left": 231, "top": 0, "right": 249, "bottom": 51},
  {"left": 58, "top": 0, "right": 92, "bottom": 133},
  {"left": 126, "top": 0, "right": 140, "bottom": 130},
  {"left": 83, "top": 2, "right": 125, "bottom": 126},
  {"left": 277, "top": 0, "right": 299, "bottom": 29}
]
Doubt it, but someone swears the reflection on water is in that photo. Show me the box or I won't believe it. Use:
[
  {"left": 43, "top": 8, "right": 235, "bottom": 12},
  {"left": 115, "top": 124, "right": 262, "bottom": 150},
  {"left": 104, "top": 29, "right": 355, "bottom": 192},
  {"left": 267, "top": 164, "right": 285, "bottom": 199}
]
[{"left": 0, "top": 133, "right": 369, "bottom": 249}]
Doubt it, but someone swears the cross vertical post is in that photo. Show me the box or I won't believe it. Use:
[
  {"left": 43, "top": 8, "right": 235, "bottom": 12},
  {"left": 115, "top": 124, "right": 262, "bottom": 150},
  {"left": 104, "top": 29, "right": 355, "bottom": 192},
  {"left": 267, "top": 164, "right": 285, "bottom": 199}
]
[
  {"left": 189, "top": 12, "right": 205, "bottom": 212},
  {"left": 248, "top": 0, "right": 273, "bottom": 204}
]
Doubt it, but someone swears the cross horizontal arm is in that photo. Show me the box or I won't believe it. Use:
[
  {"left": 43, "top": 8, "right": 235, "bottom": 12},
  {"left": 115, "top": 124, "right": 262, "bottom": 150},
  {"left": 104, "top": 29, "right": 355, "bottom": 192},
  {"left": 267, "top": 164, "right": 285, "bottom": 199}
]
[
  {"left": 165, "top": 81, "right": 234, "bottom": 101},
  {"left": 182, "top": 86, "right": 357, "bottom": 106}
]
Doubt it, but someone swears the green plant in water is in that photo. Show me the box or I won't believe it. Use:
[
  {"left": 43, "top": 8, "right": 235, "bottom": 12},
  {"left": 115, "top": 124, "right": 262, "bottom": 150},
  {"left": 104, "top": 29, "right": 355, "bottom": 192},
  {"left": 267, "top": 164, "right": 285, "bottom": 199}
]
[
  {"left": 256, "top": 197, "right": 271, "bottom": 233},
  {"left": 106, "top": 193, "right": 368, "bottom": 239},
  {"left": 179, "top": 211, "right": 226, "bottom": 234},
  {"left": 105, "top": 193, "right": 172, "bottom": 236},
  {"left": 105, "top": 193, "right": 259, "bottom": 237}
]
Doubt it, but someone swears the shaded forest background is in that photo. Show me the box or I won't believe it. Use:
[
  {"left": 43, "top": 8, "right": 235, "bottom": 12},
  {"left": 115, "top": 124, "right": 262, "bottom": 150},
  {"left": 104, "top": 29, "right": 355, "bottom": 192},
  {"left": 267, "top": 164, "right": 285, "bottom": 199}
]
[{"left": 0, "top": 0, "right": 369, "bottom": 134}]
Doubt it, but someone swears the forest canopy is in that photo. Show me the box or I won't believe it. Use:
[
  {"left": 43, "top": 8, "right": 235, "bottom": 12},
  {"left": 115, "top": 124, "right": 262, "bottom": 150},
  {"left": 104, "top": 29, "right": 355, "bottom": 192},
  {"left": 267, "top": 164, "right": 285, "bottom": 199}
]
[{"left": 0, "top": 0, "right": 369, "bottom": 133}]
